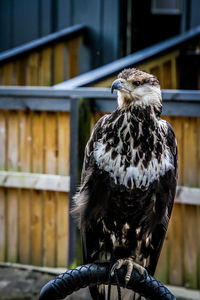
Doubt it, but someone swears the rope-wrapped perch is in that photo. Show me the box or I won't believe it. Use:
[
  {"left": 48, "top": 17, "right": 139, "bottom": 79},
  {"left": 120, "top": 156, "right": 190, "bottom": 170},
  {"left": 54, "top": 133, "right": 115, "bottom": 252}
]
[{"left": 39, "top": 263, "right": 176, "bottom": 300}]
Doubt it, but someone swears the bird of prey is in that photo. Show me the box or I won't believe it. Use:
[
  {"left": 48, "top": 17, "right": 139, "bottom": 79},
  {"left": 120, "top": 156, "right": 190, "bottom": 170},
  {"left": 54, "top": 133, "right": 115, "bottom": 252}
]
[{"left": 73, "top": 68, "right": 178, "bottom": 299}]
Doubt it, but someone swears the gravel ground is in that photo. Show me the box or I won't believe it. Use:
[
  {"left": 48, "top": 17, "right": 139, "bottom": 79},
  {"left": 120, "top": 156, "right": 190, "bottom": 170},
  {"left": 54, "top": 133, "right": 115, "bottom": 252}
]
[{"left": 0, "top": 265, "right": 92, "bottom": 300}]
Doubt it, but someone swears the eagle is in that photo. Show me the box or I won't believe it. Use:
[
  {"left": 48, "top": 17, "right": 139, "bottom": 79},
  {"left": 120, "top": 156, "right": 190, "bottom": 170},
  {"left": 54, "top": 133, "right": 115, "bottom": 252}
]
[{"left": 73, "top": 68, "right": 178, "bottom": 300}]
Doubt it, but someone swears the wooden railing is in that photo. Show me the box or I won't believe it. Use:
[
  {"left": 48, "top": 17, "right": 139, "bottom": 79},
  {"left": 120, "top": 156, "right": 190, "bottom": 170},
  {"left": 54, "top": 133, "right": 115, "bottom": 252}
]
[
  {"left": 91, "top": 49, "right": 179, "bottom": 90},
  {"left": 55, "top": 25, "right": 200, "bottom": 90},
  {"left": 0, "top": 25, "right": 86, "bottom": 86},
  {"left": 0, "top": 87, "right": 199, "bottom": 290}
]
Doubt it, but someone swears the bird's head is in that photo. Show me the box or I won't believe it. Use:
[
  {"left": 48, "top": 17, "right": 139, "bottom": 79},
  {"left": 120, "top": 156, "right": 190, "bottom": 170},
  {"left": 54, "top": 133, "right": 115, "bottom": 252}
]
[{"left": 111, "top": 68, "right": 162, "bottom": 111}]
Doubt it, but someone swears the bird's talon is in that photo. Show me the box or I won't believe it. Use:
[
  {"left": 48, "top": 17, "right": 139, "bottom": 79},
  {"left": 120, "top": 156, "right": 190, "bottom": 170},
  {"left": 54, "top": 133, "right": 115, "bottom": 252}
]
[
  {"left": 111, "top": 258, "right": 147, "bottom": 286},
  {"left": 110, "top": 261, "right": 119, "bottom": 276},
  {"left": 138, "top": 265, "right": 145, "bottom": 275},
  {"left": 141, "top": 269, "right": 148, "bottom": 279}
]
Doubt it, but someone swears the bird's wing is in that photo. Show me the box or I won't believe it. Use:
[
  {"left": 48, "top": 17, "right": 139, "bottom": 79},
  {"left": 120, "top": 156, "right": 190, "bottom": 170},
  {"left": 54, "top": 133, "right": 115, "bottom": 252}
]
[
  {"left": 73, "top": 114, "right": 110, "bottom": 262},
  {"left": 147, "top": 121, "right": 178, "bottom": 275},
  {"left": 77, "top": 114, "right": 114, "bottom": 300},
  {"left": 81, "top": 114, "right": 110, "bottom": 183}
]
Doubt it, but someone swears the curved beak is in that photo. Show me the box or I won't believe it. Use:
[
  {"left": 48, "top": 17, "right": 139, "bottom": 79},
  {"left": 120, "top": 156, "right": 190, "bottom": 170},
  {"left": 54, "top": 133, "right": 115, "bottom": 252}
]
[{"left": 111, "top": 79, "right": 122, "bottom": 93}]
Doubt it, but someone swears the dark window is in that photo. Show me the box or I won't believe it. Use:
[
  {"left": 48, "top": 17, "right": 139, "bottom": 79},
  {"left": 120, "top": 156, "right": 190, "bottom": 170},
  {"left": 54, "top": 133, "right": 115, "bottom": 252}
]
[{"left": 151, "top": 0, "right": 182, "bottom": 15}]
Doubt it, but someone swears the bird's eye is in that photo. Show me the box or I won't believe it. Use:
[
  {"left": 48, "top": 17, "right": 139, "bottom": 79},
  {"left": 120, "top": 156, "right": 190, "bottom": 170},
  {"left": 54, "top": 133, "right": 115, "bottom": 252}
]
[{"left": 133, "top": 81, "right": 140, "bottom": 86}]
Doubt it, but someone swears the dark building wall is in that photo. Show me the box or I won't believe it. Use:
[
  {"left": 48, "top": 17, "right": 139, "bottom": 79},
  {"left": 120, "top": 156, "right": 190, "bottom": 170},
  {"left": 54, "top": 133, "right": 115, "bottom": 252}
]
[
  {"left": 130, "top": 1, "right": 181, "bottom": 53},
  {"left": 181, "top": 0, "right": 200, "bottom": 32},
  {"left": 1, "top": 0, "right": 200, "bottom": 71},
  {"left": 0, "top": 0, "right": 121, "bottom": 69},
  {"left": 189, "top": 0, "right": 200, "bottom": 28},
  {"left": 0, "top": 0, "right": 41, "bottom": 50}
]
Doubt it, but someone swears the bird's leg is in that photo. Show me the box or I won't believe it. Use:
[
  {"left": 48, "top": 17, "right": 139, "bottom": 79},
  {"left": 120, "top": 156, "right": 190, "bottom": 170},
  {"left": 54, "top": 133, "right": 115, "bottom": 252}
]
[{"left": 111, "top": 257, "right": 146, "bottom": 286}]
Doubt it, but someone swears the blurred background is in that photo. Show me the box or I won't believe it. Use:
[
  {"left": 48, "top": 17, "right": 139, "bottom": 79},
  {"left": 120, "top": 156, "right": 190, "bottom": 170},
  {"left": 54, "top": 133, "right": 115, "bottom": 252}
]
[{"left": 0, "top": 0, "right": 200, "bottom": 299}]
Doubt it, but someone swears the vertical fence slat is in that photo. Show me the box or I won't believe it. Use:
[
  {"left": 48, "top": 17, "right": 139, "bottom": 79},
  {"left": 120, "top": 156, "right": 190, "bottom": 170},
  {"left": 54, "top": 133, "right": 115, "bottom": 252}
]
[
  {"left": 7, "top": 111, "right": 19, "bottom": 171},
  {"left": 57, "top": 112, "right": 70, "bottom": 176},
  {"left": 183, "top": 117, "right": 198, "bottom": 187},
  {"left": 19, "top": 111, "right": 32, "bottom": 264},
  {"left": 1, "top": 63, "right": 14, "bottom": 85},
  {"left": 26, "top": 53, "right": 39, "bottom": 86},
  {"left": 171, "top": 56, "right": 178, "bottom": 89},
  {"left": 19, "top": 111, "right": 32, "bottom": 172},
  {"left": 7, "top": 189, "right": 18, "bottom": 262},
  {"left": 168, "top": 203, "right": 183, "bottom": 285},
  {"left": 182, "top": 117, "right": 198, "bottom": 289},
  {"left": 0, "top": 111, "right": 6, "bottom": 261},
  {"left": 0, "top": 188, "right": 6, "bottom": 261},
  {"left": 32, "top": 112, "right": 44, "bottom": 173},
  {"left": 163, "top": 61, "right": 172, "bottom": 89},
  {"left": 66, "top": 38, "right": 80, "bottom": 79},
  {"left": 183, "top": 205, "right": 198, "bottom": 289},
  {"left": 53, "top": 43, "right": 65, "bottom": 84},
  {"left": 6, "top": 110, "right": 19, "bottom": 262},
  {"left": 31, "top": 112, "right": 44, "bottom": 265},
  {"left": 43, "top": 112, "right": 57, "bottom": 266},
  {"left": 0, "top": 111, "right": 6, "bottom": 170},
  {"left": 31, "top": 190, "right": 43, "bottom": 266},
  {"left": 44, "top": 112, "right": 57, "bottom": 174},
  {"left": 56, "top": 192, "right": 68, "bottom": 267},
  {"left": 56, "top": 112, "right": 70, "bottom": 266},
  {"left": 39, "top": 48, "right": 52, "bottom": 86},
  {"left": 19, "top": 190, "right": 31, "bottom": 264},
  {"left": 15, "top": 58, "right": 27, "bottom": 85},
  {"left": 44, "top": 191, "right": 56, "bottom": 266}
]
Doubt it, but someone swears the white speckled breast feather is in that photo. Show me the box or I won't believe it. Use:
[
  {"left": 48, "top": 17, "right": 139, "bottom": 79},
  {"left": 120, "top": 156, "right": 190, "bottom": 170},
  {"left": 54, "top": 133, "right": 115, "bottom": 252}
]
[{"left": 93, "top": 110, "right": 174, "bottom": 190}]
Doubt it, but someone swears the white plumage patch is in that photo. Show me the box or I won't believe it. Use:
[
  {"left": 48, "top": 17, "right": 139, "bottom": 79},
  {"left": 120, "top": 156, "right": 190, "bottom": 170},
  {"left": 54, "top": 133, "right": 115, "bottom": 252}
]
[{"left": 93, "top": 115, "right": 174, "bottom": 190}]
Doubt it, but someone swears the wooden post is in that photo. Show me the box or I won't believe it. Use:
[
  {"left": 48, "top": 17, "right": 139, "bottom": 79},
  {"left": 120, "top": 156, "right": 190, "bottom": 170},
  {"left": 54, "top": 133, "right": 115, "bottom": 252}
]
[
  {"left": 69, "top": 97, "right": 91, "bottom": 267},
  {"left": 69, "top": 98, "right": 79, "bottom": 267}
]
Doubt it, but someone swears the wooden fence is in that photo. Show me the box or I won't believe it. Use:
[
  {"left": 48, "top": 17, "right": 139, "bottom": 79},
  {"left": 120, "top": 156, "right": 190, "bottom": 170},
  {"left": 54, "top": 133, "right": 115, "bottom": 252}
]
[
  {"left": 0, "top": 25, "right": 86, "bottom": 86},
  {"left": 0, "top": 87, "right": 199, "bottom": 289},
  {"left": 56, "top": 25, "right": 200, "bottom": 91},
  {"left": 0, "top": 91, "right": 71, "bottom": 267},
  {"left": 155, "top": 115, "right": 200, "bottom": 289}
]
